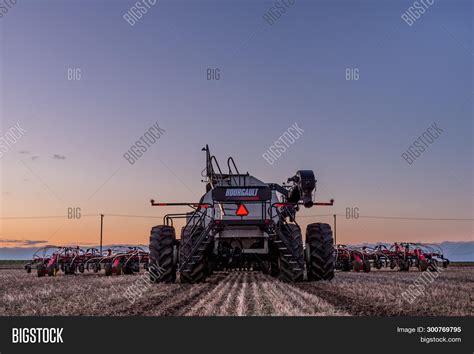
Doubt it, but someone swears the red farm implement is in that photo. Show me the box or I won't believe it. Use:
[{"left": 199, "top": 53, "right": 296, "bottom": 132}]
[
  {"left": 335, "top": 245, "right": 371, "bottom": 272},
  {"left": 335, "top": 243, "right": 449, "bottom": 272},
  {"left": 25, "top": 246, "right": 92, "bottom": 277},
  {"left": 25, "top": 245, "right": 150, "bottom": 277},
  {"left": 101, "top": 246, "right": 149, "bottom": 276}
]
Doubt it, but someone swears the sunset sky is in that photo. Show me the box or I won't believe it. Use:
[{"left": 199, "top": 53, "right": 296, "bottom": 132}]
[{"left": 0, "top": 0, "right": 472, "bottom": 250}]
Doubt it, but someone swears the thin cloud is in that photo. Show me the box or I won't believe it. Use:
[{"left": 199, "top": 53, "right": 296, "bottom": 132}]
[
  {"left": 19, "top": 150, "right": 30, "bottom": 154},
  {"left": 22, "top": 240, "right": 48, "bottom": 245},
  {"left": 31, "top": 156, "right": 39, "bottom": 161},
  {"left": 0, "top": 239, "right": 48, "bottom": 246},
  {"left": 52, "top": 154, "right": 66, "bottom": 160}
]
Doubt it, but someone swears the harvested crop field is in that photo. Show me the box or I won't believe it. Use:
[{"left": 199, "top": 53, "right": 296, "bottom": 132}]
[{"left": 0, "top": 266, "right": 472, "bottom": 316}]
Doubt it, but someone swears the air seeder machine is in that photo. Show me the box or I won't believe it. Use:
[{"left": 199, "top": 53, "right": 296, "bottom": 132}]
[{"left": 148, "top": 145, "right": 335, "bottom": 283}]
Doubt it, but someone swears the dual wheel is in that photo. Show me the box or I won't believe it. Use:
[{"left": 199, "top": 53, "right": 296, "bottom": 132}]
[
  {"left": 305, "top": 223, "right": 335, "bottom": 281},
  {"left": 37, "top": 264, "right": 62, "bottom": 277},
  {"left": 149, "top": 224, "right": 213, "bottom": 283},
  {"left": 148, "top": 222, "right": 335, "bottom": 283},
  {"left": 270, "top": 223, "right": 335, "bottom": 282},
  {"left": 352, "top": 259, "right": 371, "bottom": 272},
  {"left": 149, "top": 225, "right": 178, "bottom": 283}
]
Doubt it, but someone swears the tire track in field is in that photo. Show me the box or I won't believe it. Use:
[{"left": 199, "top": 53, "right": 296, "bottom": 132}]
[
  {"left": 251, "top": 273, "right": 275, "bottom": 315},
  {"left": 295, "top": 282, "right": 400, "bottom": 316},
  {"left": 259, "top": 274, "right": 313, "bottom": 315},
  {"left": 274, "top": 281, "right": 350, "bottom": 316},
  {"left": 254, "top": 274, "right": 349, "bottom": 316},
  {"left": 214, "top": 272, "right": 242, "bottom": 316},
  {"left": 271, "top": 280, "right": 310, "bottom": 315},
  {"left": 102, "top": 283, "right": 181, "bottom": 316},
  {"left": 166, "top": 273, "right": 230, "bottom": 316},
  {"left": 122, "top": 273, "right": 227, "bottom": 316},
  {"left": 165, "top": 284, "right": 213, "bottom": 316},
  {"left": 200, "top": 273, "right": 239, "bottom": 315},
  {"left": 236, "top": 272, "right": 250, "bottom": 316},
  {"left": 244, "top": 272, "right": 258, "bottom": 316},
  {"left": 183, "top": 272, "right": 237, "bottom": 316},
  {"left": 258, "top": 274, "right": 305, "bottom": 315},
  {"left": 5, "top": 267, "right": 471, "bottom": 316},
  {"left": 242, "top": 272, "right": 255, "bottom": 315},
  {"left": 216, "top": 272, "right": 244, "bottom": 315}
]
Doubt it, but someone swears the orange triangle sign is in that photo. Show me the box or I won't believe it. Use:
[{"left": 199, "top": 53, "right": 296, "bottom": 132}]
[{"left": 236, "top": 203, "right": 249, "bottom": 216}]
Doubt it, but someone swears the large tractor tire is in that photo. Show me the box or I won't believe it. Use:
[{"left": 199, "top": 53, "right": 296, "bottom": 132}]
[
  {"left": 428, "top": 259, "right": 439, "bottom": 272},
  {"left": 341, "top": 259, "right": 351, "bottom": 272},
  {"left": 37, "top": 264, "right": 45, "bottom": 277},
  {"left": 123, "top": 262, "right": 136, "bottom": 275},
  {"left": 179, "top": 226, "right": 206, "bottom": 283},
  {"left": 104, "top": 263, "right": 112, "bottom": 276},
  {"left": 353, "top": 260, "right": 362, "bottom": 272},
  {"left": 374, "top": 258, "right": 383, "bottom": 270},
  {"left": 399, "top": 259, "right": 410, "bottom": 272},
  {"left": 149, "top": 225, "right": 177, "bottom": 283},
  {"left": 115, "top": 262, "right": 123, "bottom": 276},
  {"left": 306, "top": 223, "right": 335, "bottom": 281},
  {"left": 278, "top": 224, "right": 304, "bottom": 282},
  {"left": 389, "top": 259, "right": 397, "bottom": 269},
  {"left": 363, "top": 260, "right": 371, "bottom": 273},
  {"left": 418, "top": 259, "right": 429, "bottom": 272},
  {"left": 65, "top": 264, "right": 75, "bottom": 275}
]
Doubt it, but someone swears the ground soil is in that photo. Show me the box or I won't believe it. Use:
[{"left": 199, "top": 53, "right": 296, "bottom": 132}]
[{"left": 0, "top": 266, "right": 471, "bottom": 316}]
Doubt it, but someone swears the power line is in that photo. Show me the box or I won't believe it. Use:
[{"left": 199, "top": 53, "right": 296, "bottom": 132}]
[
  {"left": 301, "top": 214, "right": 474, "bottom": 221},
  {"left": 106, "top": 214, "right": 163, "bottom": 219},
  {"left": 356, "top": 215, "right": 473, "bottom": 221},
  {"left": 297, "top": 214, "right": 335, "bottom": 218},
  {"left": 0, "top": 213, "right": 472, "bottom": 221},
  {"left": 0, "top": 214, "right": 161, "bottom": 220},
  {"left": 0, "top": 215, "right": 99, "bottom": 220}
]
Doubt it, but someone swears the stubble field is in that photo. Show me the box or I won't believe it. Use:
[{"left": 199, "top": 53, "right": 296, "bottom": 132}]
[{"left": 0, "top": 266, "right": 472, "bottom": 316}]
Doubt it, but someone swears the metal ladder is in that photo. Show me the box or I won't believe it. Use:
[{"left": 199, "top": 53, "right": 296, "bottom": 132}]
[{"left": 179, "top": 220, "right": 215, "bottom": 273}]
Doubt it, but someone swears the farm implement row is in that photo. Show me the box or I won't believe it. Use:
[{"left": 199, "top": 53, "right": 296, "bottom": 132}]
[
  {"left": 23, "top": 146, "right": 450, "bottom": 281},
  {"left": 25, "top": 242, "right": 449, "bottom": 278},
  {"left": 25, "top": 245, "right": 149, "bottom": 277},
  {"left": 335, "top": 242, "right": 449, "bottom": 272}
]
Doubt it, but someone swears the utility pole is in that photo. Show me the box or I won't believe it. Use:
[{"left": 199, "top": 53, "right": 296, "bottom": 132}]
[
  {"left": 333, "top": 214, "right": 337, "bottom": 245},
  {"left": 100, "top": 214, "right": 104, "bottom": 253}
]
